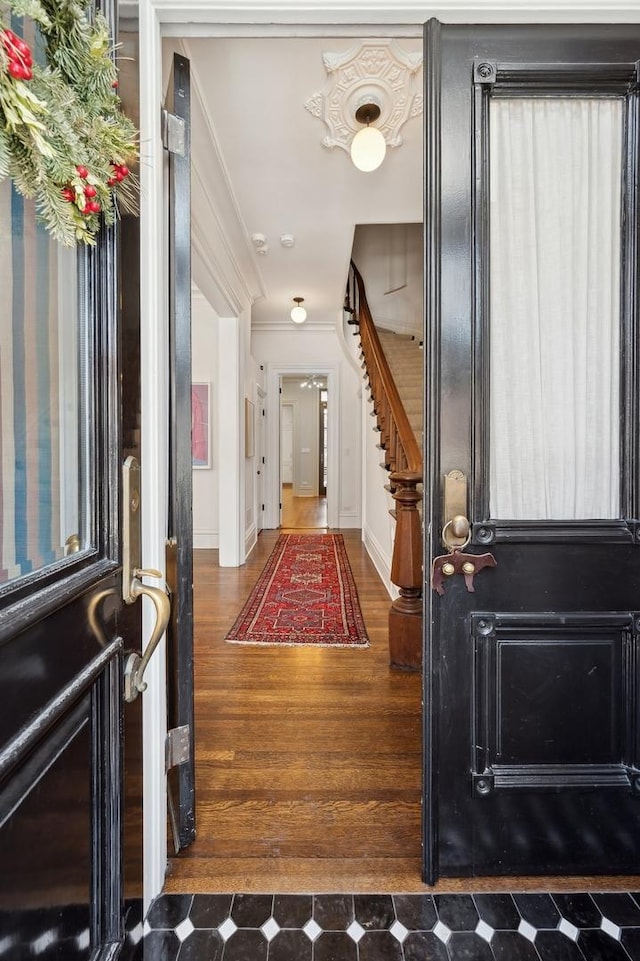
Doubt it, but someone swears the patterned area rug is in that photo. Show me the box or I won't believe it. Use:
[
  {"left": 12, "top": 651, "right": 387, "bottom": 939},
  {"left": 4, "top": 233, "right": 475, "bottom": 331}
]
[{"left": 224, "top": 534, "right": 369, "bottom": 648}]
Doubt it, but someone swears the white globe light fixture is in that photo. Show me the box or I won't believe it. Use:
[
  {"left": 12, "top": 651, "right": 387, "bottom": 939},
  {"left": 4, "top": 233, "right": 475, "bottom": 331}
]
[
  {"left": 350, "top": 101, "right": 386, "bottom": 173},
  {"left": 290, "top": 297, "right": 307, "bottom": 324}
]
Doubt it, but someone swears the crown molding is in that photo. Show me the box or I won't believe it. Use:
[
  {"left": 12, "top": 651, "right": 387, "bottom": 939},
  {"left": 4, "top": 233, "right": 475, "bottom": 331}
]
[
  {"left": 171, "top": 38, "right": 267, "bottom": 315},
  {"left": 150, "top": 0, "right": 640, "bottom": 27}
]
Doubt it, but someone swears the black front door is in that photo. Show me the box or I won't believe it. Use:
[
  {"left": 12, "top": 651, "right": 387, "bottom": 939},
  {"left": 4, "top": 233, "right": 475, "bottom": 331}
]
[
  {"left": 165, "top": 51, "right": 196, "bottom": 854},
  {"left": 0, "top": 4, "right": 144, "bottom": 955},
  {"left": 424, "top": 21, "right": 640, "bottom": 881}
]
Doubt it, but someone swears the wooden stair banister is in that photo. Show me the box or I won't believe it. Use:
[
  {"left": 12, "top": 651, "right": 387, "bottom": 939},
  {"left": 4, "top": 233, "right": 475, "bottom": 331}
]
[
  {"left": 349, "top": 262, "right": 422, "bottom": 474},
  {"left": 347, "top": 261, "right": 423, "bottom": 670}
]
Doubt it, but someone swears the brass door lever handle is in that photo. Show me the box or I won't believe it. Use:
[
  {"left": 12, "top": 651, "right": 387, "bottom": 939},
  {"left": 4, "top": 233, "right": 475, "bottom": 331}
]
[{"left": 123, "top": 568, "right": 171, "bottom": 702}]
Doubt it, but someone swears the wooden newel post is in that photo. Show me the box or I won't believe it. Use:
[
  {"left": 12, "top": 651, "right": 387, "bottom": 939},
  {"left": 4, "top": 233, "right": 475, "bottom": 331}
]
[{"left": 389, "top": 470, "right": 423, "bottom": 671}]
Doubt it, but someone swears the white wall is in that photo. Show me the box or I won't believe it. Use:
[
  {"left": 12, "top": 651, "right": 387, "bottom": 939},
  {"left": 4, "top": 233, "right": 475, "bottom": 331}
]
[
  {"left": 192, "top": 287, "right": 219, "bottom": 548},
  {"left": 351, "top": 223, "right": 423, "bottom": 338},
  {"left": 361, "top": 387, "right": 398, "bottom": 599},
  {"left": 244, "top": 350, "right": 263, "bottom": 557}
]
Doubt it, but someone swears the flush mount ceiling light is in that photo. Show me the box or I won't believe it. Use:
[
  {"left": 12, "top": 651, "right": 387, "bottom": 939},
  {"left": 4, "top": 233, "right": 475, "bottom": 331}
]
[
  {"left": 290, "top": 297, "right": 307, "bottom": 324},
  {"left": 350, "top": 99, "right": 386, "bottom": 172},
  {"left": 304, "top": 40, "right": 423, "bottom": 168}
]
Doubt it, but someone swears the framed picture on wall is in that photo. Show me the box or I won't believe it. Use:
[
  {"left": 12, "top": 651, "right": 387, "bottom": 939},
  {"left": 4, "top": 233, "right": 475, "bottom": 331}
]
[
  {"left": 245, "top": 397, "right": 255, "bottom": 458},
  {"left": 192, "top": 382, "right": 211, "bottom": 469}
]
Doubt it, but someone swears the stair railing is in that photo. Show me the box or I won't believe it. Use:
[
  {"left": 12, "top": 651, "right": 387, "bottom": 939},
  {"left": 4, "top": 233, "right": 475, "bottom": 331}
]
[
  {"left": 347, "top": 261, "right": 422, "bottom": 474},
  {"left": 347, "top": 260, "right": 423, "bottom": 670}
]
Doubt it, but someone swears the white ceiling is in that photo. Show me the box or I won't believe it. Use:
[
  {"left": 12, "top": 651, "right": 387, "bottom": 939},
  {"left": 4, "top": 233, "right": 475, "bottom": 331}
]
[{"left": 165, "top": 35, "right": 423, "bottom": 328}]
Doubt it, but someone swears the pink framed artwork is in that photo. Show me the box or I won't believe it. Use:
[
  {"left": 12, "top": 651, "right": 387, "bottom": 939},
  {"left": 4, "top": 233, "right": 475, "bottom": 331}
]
[{"left": 191, "top": 382, "right": 211, "bottom": 468}]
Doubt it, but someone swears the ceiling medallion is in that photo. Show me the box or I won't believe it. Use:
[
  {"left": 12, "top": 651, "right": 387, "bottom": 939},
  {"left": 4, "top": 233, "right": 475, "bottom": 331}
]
[{"left": 304, "top": 40, "right": 423, "bottom": 155}]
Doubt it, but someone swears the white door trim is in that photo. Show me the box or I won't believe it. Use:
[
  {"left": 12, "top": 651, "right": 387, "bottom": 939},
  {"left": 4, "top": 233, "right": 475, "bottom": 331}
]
[{"left": 265, "top": 364, "right": 339, "bottom": 530}]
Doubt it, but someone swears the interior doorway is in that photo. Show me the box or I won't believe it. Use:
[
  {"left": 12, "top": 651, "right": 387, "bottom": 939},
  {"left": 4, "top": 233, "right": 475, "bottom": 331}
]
[{"left": 279, "top": 373, "right": 328, "bottom": 529}]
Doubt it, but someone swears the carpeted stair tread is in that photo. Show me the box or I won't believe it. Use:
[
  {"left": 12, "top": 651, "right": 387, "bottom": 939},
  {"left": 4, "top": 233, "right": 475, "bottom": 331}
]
[{"left": 375, "top": 329, "right": 424, "bottom": 444}]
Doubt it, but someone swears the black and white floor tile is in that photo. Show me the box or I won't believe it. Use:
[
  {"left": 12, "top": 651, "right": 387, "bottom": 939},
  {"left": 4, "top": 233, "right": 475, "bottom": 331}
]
[{"left": 128, "top": 891, "right": 640, "bottom": 960}]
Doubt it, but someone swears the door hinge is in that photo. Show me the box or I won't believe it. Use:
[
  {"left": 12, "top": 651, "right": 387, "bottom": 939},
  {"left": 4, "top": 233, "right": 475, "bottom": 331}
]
[
  {"left": 166, "top": 725, "right": 190, "bottom": 772},
  {"left": 262, "top": 456, "right": 265, "bottom": 464},
  {"left": 161, "top": 108, "right": 186, "bottom": 156},
  {"left": 261, "top": 504, "right": 265, "bottom": 511}
]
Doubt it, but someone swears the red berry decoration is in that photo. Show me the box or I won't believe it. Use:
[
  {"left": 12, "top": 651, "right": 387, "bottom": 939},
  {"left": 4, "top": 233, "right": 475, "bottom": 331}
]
[
  {"left": 115, "top": 170, "right": 125, "bottom": 182},
  {"left": 112, "top": 79, "right": 119, "bottom": 88},
  {"left": 86, "top": 201, "right": 101, "bottom": 214},
  {"left": 2, "top": 30, "right": 33, "bottom": 80},
  {"left": 84, "top": 185, "right": 97, "bottom": 198},
  {"left": 14, "top": 38, "right": 31, "bottom": 61},
  {"left": 76, "top": 165, "right": 89, "bottom": 179},
  {"left": 107, "top": 177, "right": 117, "bottom": 187},
  {"left": 7, "top": 61, "right": 25, "bottom": 79},
  {"left": 118, "top": 165, "right": 129, "bottom": 178},
  {"left": 61, "top": 187, "right": 75, "bottom": 202}
]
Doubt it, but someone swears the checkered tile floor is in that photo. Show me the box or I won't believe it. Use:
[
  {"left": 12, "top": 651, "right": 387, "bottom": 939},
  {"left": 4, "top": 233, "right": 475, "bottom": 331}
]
[{"left": 128, "top": 891, "right": 640, "bottom": 960}]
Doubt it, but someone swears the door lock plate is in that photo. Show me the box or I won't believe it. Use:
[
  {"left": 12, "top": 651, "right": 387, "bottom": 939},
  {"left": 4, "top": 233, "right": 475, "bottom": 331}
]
[{"left": 166, "top": 725, "right": 191, "bottom": 771}]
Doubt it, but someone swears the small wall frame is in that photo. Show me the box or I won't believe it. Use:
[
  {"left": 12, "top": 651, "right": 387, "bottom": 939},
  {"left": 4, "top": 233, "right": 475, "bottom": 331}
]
[{"left": 191, "top": 382, "right": 211, "bottom": 469}]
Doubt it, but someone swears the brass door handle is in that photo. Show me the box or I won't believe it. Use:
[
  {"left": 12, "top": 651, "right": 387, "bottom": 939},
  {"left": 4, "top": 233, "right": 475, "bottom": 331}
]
[
  {"left": 123, "top": 569, "right": 171, "bottom": 702},
  {"left": 442, "top": 514, "right": 471, "bottom": 551},
  {"left": 121, "top": 456, "right": 172, "bottom": 702}
]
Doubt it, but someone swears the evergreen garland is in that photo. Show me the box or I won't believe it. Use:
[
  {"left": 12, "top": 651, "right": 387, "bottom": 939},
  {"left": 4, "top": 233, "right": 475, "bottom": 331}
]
[{"left": 0, "top": 0, "right": 138, "bottom": 246}]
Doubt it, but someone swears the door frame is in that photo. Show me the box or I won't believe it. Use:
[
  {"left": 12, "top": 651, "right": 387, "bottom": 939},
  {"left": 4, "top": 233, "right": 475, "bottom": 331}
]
[
  {"left": 138, "top": 0, "right": 632, "bottom": 907},
  {"left": 264, "top": 365, "right": 339, "bottom": 529}
]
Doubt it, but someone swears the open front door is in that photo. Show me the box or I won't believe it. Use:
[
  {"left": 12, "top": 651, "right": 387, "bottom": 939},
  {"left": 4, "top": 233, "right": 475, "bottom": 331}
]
[
  {"left": 425, "top": 21, "right": 640, "bottom": 881},
  {"left": 0, "top": 3, "right": 146, "bottom": 953},
  {"left": 164, "top": 52, "right": 196, "bottom": 852}
]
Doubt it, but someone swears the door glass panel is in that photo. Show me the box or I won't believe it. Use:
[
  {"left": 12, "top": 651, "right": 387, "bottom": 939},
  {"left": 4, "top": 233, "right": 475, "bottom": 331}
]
[
  {"left": 0, "top": 182, "right": 90, "bottom": 585},
  {"left": 489, "top": 97, "right": 622, "bottom": 520}
]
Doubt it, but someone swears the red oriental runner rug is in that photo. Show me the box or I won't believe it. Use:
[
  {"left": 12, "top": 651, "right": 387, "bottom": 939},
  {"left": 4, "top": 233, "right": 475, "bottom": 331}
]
[{"left": 224, "top": 533, "right": 369, "bottom": 648}]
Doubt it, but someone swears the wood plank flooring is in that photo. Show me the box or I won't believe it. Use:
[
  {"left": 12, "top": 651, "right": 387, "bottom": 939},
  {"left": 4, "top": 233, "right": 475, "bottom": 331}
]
[
  {"left": 280, "top": 487, "right": 327, "bottom": 529},
  {"left": 165, "top": 528, "right": 640, "bottom": 894},
  {"left": 166, "top": 528, "right": 423, "bottom": 893}
]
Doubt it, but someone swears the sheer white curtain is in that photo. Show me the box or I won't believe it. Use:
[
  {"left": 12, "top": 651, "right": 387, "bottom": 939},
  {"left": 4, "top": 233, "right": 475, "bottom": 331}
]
[{"left": 489, "top": 97, "right": 622, "bottom": 520}]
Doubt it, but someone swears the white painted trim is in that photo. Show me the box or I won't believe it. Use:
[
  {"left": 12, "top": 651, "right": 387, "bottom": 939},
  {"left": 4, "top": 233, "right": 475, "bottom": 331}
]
[
  {"left": 265, "top": 364, "right": 340, "bottom": 530},
  {"left": 245, "top": 521, "right": 258, "bottom": 556},
  {"left": 362, "top": 527, "right": 397, "bottom": 600},
  {"left": 218, "top": 316, "right": 245, "bottom": 566},
  {"left": 152, "top": 0, "right": 640, "bottom": 26},
  {"left": 194, "top": 531, "right": 220, "bottom": 548},
  {"left": 139, "top": 0, "right": 168, "bottom": 911}
]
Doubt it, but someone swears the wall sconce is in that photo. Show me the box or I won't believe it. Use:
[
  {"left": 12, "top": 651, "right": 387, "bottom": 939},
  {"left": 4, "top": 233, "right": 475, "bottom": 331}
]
[
  {"left": 290, "top": 297, "right": 307, "bottom": 324},
  {"left": 350, "top": 100, "right": 386, "bottom": 172}
]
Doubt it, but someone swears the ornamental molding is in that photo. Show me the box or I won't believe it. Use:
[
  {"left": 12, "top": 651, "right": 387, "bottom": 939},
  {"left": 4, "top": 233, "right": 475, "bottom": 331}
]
[{"left": 304, "top": 39, "right": 423, "bottom": 153}]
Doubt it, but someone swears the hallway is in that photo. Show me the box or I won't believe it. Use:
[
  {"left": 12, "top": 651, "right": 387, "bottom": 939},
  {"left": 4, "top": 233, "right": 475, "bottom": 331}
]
[{"left": 166, "top": 528, "right": 422, "bottom": 892}]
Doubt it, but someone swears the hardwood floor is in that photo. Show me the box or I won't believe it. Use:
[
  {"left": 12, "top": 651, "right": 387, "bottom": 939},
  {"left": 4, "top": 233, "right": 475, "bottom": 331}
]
[
  {"left": 166, "top": 529, "right": 423, "bottom": 893},
  {"left": 165, "top": 529, "right": 640, "bottom": 894},
  {"left": 280, "top": 486, "right": 327, "bottom": 529}
]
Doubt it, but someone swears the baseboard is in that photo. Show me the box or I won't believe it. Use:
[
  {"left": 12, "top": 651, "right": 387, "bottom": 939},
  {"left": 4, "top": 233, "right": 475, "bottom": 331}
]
[
  {"left": 362, "top": 528, "right": 398, "bottom": 600},
  {"left": 193, "top": 531, "right": 219, "bottom": 549},
  {"left": 339, "top": 511, "right": 361, "bottom": 528},
  {"left": 245, "top": 523, "right": 257, "bottom": 559}
]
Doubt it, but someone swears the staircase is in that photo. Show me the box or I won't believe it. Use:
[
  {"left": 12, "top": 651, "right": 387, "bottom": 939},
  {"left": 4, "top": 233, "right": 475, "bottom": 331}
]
[
  {"left": 375, "top": 330, "right": 423, "bottom": 451},
  {"left": 346, "top": 261, "right": 423, "bottom": 672}
]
